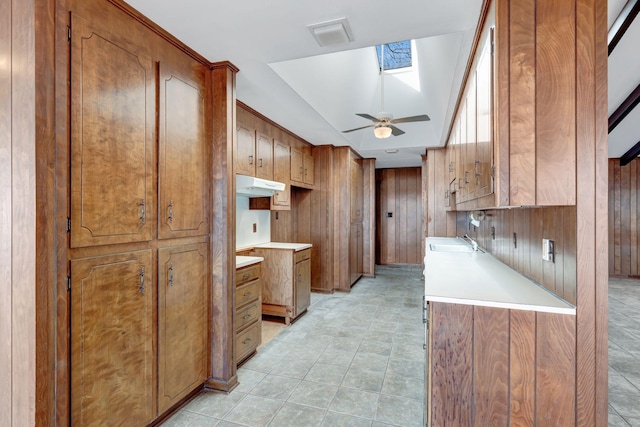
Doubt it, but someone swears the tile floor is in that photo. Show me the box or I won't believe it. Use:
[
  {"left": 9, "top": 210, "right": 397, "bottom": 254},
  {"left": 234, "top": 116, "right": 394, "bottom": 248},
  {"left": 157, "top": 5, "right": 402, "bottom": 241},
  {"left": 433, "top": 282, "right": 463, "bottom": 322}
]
[
  {"left": 162, "top": 269, "right": 640, "bottom": 427},
  {"left": 608, "top": 277, "right": 640, "bottom": 427},
  {"left": 162, "top": 264, "right": 426, "bottom": 427}
]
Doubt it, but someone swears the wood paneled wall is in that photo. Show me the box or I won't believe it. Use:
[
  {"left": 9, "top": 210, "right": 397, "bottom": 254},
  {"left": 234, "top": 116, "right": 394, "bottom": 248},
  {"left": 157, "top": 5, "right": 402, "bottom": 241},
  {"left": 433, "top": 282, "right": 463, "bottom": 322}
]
[
  {"left": 376, "top": 168, "right": 423, "bottom": 265},
  {"left": 429, "top": 302, "right": 576, "bottom": 426},
  {"left": 459, "top": 206, "right": 577, "bottom": 304},
  {"left": 608, "top": 158, "right": 640, "bottom": 276},
  {"left": 1, "top": 0, "right": 38, "bottom": 424},
  {"left": 363, "top": 159, "right": 376, "bottom": 276}
]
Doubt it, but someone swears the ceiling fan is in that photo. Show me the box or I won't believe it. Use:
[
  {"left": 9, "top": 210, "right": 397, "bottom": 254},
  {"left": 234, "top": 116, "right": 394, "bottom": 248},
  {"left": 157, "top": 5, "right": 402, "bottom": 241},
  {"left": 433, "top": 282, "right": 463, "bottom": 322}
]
[{"left": 342, "top": 43, "right": 430, "bottom": 139}]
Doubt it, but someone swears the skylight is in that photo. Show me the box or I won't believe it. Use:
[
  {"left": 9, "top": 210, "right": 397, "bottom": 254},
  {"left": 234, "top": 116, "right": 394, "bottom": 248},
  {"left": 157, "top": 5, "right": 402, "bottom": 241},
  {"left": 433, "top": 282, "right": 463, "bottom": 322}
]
[{"left": 376, "top": 40, "right": 412, "bottom": 71}]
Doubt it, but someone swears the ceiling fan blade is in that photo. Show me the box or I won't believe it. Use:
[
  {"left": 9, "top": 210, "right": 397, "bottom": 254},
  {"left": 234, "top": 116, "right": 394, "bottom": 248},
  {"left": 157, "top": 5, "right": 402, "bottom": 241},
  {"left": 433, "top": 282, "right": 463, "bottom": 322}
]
[
  {"left": 391, "top": 114, "right": 431, "bottom": 124},
  {"left": 342, "top": 124, "right": 375, "bottom": 133},
  {"left": 390, "top": 125, "right": 405, "bottom": 136},
  {"left": 355, "top": 113, "right": 379, "bottom": 122}
]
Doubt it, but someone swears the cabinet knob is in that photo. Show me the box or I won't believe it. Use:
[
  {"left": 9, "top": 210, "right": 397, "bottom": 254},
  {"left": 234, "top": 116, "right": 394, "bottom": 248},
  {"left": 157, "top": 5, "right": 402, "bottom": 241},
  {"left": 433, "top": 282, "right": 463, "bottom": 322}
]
[{"left": 243, "top": 338, "right": 252, "bottom": 345}]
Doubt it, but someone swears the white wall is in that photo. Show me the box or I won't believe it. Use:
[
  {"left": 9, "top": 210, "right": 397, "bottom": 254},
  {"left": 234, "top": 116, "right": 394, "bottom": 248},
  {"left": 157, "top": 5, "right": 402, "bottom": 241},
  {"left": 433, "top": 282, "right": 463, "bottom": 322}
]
[{"left": 236, "top": 196, "right": 271, "bottom": 248}]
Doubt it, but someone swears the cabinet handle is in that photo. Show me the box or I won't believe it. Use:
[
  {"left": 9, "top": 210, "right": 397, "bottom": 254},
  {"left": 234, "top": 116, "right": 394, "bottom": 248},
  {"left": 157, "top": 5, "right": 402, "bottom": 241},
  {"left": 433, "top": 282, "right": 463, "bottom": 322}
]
[
  {"left": 249, "top": 155, "right": 254, "bottom": 165},
  {"left": 140, "top": 199, "right": 146, "bottom": 225},
  {"left": 168, "top": 263, "right": 174, "bottom": 287},
  {"left": 259, "top": 158, "right": 263, "bottom": 168},
  {"left": 243, "top": 292, "right": 252, "bottom": 297},
  {"left": 242, "top": 314, "right": 251, "bottom": 320},
  {"left": 464, "top": 171, "right": 470, "bottom": 185},
  {"left": 242, "top": 273, "right": 251, "bottom": 280},
  {"left": 168, "top": 200, "right": 174, "bottom": 223},
  {"left": 139, "top": 267, "right": 145, "bottom": 295},
  {"left": 243, "top": 338, "right": 252, "bottom": 345}
]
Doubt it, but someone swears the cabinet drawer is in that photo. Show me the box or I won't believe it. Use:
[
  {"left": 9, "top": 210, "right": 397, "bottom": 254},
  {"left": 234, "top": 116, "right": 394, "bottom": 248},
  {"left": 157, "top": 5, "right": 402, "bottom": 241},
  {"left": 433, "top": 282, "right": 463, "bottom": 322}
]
[
  {"left": 236, "top": 279, "right": 260, "bottom": 308},
  {"left": 236, "top": 301, "right": 260, "bottom": 331},
  {"left": 236, "top": 264, "right": 260, "bottom": 285},
  {"left": 294, "top": 248, "right": 310, "bottom": 263},
  {"left": 236, "top": 321, "right": 261, "bottom": 363}
]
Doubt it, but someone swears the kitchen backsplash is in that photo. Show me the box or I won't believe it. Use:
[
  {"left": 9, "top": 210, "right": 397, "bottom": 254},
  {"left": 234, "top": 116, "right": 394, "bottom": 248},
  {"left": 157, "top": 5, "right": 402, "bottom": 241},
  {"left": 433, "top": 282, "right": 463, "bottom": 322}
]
[{"left": 236, "top": 196, "right": 270, "bottom": 248}]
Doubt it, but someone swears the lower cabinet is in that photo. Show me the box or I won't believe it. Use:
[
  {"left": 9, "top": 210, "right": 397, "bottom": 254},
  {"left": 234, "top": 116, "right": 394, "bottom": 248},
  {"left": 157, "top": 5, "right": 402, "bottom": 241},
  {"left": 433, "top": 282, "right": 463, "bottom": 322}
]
[
  {"left": 253, "top": 247, "right": 311, "bottom": 324},
  {"left": 235, "top": 262, "right": 262, "bottom": 364},
  {"left": 71, "top": 250, "right": 154, "bottom": 426},
  {"left": 158, "top": 243, "right": 208, "bottom": 413},
  {"left": 349, "top": 223, "right": 363, "bottom": 285}
]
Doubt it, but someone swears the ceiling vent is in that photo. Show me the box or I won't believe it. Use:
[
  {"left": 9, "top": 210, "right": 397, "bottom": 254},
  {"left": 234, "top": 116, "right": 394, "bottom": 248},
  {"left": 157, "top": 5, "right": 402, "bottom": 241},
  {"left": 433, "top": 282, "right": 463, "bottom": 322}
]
[{"left": 307, "top": 18, "right": 353, "bottom": 47}]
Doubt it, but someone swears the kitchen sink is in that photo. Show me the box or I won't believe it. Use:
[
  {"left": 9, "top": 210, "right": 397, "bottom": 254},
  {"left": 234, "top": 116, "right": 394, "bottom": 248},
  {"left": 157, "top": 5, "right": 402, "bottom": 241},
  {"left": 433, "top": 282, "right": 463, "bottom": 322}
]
[{"left": 429, "top": 243, "right": 475, "bottom": 253}]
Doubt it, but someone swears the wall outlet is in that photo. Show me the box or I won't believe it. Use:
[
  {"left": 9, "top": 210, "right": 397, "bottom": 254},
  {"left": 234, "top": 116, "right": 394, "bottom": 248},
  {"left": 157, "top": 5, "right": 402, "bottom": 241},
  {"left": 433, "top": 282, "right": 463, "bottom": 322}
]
[
  {"left": 252, "top": 223, "right": 257, "bottom": 233},
  {"left": 542, "top": 238, "right": 555, "bottom": 262}
]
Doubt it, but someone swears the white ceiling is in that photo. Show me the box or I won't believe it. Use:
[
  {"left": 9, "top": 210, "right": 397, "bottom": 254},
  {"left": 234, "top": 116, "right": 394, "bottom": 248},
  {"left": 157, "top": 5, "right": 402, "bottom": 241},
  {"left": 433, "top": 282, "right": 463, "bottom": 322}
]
[{"left": 126, "top": 0, "right": 640, "bottom": 166}]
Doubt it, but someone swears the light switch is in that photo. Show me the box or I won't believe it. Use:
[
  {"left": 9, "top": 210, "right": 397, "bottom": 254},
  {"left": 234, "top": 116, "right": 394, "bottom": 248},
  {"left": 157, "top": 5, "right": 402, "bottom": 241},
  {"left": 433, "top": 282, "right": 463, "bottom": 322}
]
[{"left": 542, "top": 238, "right": 555, "bottom": 262}]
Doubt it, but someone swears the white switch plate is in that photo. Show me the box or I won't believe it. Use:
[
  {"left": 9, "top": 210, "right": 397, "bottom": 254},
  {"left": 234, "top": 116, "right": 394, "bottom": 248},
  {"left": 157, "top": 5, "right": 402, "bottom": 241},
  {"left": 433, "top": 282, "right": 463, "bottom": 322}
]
[{"left": 542, "top": 238, "right": 555, "bottom": 262}]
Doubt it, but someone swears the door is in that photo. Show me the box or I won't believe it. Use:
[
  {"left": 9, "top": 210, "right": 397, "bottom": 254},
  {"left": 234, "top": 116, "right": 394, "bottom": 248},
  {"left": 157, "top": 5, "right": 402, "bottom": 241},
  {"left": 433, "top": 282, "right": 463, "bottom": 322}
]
[
  {"left": 465, "top": 75, "right": 477, "bottom": 201},
  {"left": 236, "top": 125, "right": 255, "bottom": 176},
  {"left": 290, "top": 147, "right": 304, "bottom": 183},
  {"left": 256, "top": 132, "right": 274, "bottom": 180},
  {"left": 476, "top": 31, "right": 494, "bottom": 198},
  {"left": 158, "top": 63, "right": 208, "bottom": 239},
  {"left": 158, "top": 243, "right": 208, "bottom": 413},
  {"left": 272, "top": 140, "right": 291, "bottom": 209},
  {"left": 71, "top": 250, "right": 154, "bottom": 426},
  {"left": 70, "top": 14, "right": 155, "bottom": 248},
  {"left": 303, "top": 153, "right": 314, "bottom": 185},
  {"left": 295, "top": 258, "right": 311, "bottom": 316}
]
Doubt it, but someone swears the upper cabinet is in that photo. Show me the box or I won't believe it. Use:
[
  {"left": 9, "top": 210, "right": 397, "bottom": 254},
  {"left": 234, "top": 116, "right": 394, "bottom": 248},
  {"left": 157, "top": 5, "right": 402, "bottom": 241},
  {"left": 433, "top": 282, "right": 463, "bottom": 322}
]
[
  {"left": 158, "top": 63, "right": 208, "bottom": 239},
  {"left": 272, "top": 139, "right": 291, "bottom": 210},
  {"left": 70, "top": 15, "right": 155, "bottom": 248},
  {"left": 255, "top": 132, "right": 274, "bottom": 180},
  {"left": 475, "top": 35, "right": 493, "bottom": 200},
  {"left": 291, "top": 147, "right": 314, "bottom": 188},
  {"left": 236, "top": 125, "right": 256, "bottom": 176}
]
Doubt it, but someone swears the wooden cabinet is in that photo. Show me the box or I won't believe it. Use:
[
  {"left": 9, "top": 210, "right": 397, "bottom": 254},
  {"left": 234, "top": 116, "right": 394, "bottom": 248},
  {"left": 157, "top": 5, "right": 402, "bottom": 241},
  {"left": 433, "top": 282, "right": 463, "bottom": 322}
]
[
  {"left": 350, "top": 156, "right": 363, "bottom": 222},
  {"left": 253, "top": 247, "right": 311, "bottom": 324},
  {"left": 158, "top": 244, "right": 208, "bottom": 413},
  {"left": 349, "top": 223, "right": 363, "bottom": 285},
  {"left": 235, "top": 262, "right": 262, "bottom": 364},
  {"left": 236, "top": 124, "right": 256, "bottom": 176},
  {"left": 271, "top": 139, "right": 291, "bottom": 210},
  {"left": 158, "top": 63, "right": 208, "bottom": 239},
  {"left": 256, "top": 132, "right": 274, "bottom": 180},
  {"left": 70, "top": 14, "right": 155, "bottom": 248},
  {"left": 290, "top": 147, "right": 314, "bottom": 188},
  {"left": 444, "top": 27, "right": 494, "bottom": 210},
  {"left": 71, "top": 251, "right": 154, "bottom": 426}
]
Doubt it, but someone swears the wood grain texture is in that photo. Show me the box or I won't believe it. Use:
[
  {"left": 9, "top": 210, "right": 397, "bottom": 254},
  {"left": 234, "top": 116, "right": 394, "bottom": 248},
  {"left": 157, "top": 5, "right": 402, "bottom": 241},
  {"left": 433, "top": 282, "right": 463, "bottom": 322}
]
[
  {"left": 208, "top": 63, "right": 238, "bottom": 392},
  {"left": 536, "top": 312, "right": 576, "bottom": 426},
  {"left": 71, "top": 251, "right": 154, "bottom": 426},
  {"left": 535, "top": 0, "right": 576, "bottom": 205},
  {"left": 509, "top": 310, "right": 536, "bottom": 426},
  {"left": 159, "top": 61, "right": 208, "bottom": 239},
  {"left": 362, "top": 159, "right": 376, "bottom": 276},
  {"left": 495, "top": 0, "right": 511, "bottom": 207},
  {"left": 429, "top": 302, "right": 473, "bottom": 426},
  {"left": 158, "top": 244, "right": 208, "bottom": 413},
  {"left": 255, "top": 132, "right": 274, "bottom": 180},
  {"left": 473, "top": 306, "right": 509, "bottom": 427},
  {"left": 509, "top": 0, "right": 536, "bottom": 206},
  {"left": 310, "top": 146, "right": 334, "bottom": 292}
]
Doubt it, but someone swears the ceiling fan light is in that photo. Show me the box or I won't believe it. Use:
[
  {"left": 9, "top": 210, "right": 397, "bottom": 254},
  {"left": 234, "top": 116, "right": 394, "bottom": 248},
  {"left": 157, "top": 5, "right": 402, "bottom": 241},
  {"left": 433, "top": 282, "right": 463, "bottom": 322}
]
[{"left": 374, "top": 125, "right": 392, "bottom": 139}]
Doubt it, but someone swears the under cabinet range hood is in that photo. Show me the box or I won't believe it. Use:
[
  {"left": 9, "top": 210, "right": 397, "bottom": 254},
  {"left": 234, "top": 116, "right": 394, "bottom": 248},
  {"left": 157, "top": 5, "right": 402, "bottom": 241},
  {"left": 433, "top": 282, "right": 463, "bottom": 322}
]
[{"left": 236, "top": 174, "right": 286, "bottom": 197}]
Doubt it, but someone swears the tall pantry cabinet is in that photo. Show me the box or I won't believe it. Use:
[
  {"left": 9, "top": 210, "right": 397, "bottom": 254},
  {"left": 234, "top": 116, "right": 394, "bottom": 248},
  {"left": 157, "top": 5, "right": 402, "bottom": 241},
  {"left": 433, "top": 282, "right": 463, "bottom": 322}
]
[{"left": 65, "top": 8, "right": 210, "bottom": 426}]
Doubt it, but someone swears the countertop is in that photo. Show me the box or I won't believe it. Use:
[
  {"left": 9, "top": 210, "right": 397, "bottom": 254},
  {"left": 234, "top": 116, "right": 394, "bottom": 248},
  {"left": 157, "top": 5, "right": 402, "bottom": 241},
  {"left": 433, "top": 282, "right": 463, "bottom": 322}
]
[
  {"left": 424, "top": 237, "right": 575, "bottom": 315},
  {"left": 252, "top": 242, "right": 312, "bottom": 251},
  {"left": 236, "top": 256, "right": 264, "bottom": 269}
]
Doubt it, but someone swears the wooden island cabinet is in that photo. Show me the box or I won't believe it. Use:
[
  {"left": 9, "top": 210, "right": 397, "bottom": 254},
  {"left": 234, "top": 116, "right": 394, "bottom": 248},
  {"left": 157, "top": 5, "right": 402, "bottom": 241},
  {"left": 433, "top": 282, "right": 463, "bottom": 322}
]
[{"left": 251, "top": 244, "right": 312, "bottom": 325}]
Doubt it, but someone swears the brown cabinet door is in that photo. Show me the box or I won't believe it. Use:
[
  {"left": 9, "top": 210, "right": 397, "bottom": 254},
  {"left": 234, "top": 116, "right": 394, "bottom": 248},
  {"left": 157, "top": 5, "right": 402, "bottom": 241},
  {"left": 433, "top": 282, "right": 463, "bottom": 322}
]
[
  {"left": 256, "top": 132, "right": 274, "bottom": 180},
  {"left": 272, "top": 140, "right": 291, "bottom": 209},
  {"left": 303, "top": 153, "right": 314, "bottom": 185},
  {"left": 465, "top": 75, "right": 477, "bottom": 201},
  {"left": 158, "top": 63, "right": 208, "bottom": 239},
  {"left": 290, "top": 147, "right": 304, "bottom": 182},
  {"left": 476, "top": 34, "right": 494, "bottom": 199},
  {"left": 236, "top": 125, "right": 255, "bottom": 176},
  {"left": 158, "top": 243, "right": 208, "bottom": 413},
  {"left": 70, "top": 14, "right": 155, "bottom": 248},
  {"left": 295, "top": 258, "right": 311, "bottom": 316},
  {"left": 71, "top": 250, "right": 154, "bottom": 426},
  {"left": 350, "top": 156, "right": 363, "bottom": 222}
]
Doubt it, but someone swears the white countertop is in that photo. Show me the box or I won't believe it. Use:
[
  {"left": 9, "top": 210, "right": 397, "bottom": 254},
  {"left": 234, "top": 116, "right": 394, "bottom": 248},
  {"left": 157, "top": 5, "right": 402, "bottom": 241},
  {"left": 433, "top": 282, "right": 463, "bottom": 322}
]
[
  {"left": 236, "top": 256, "right": 264, "bottom": 269},
  {"left": 253, "top": 242, "right": 312, "bottom": 251},
  {"left": 424, "top": 237, "right": 575, "bottom": 315}
]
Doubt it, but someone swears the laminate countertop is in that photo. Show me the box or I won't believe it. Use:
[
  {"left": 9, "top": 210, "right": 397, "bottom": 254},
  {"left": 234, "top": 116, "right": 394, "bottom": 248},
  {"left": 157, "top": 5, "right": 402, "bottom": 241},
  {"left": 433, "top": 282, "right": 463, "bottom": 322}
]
[
  {"left": 236, "top": 256, "right": 264, "bottom": 269},
  {"left": 253, "top": 242, "right": 312, "bottom": 251},
  {"left": 424, "top": 237, "right": 575, "bottom": 315}
]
